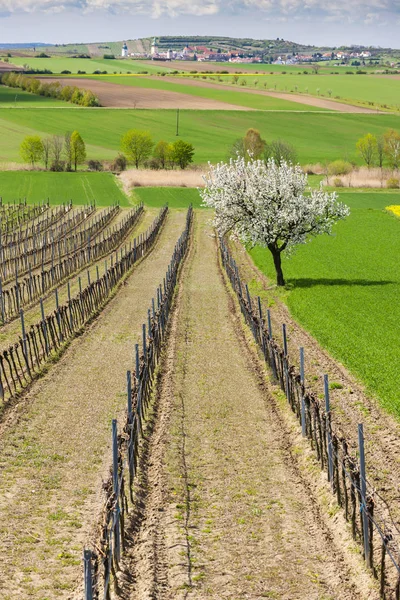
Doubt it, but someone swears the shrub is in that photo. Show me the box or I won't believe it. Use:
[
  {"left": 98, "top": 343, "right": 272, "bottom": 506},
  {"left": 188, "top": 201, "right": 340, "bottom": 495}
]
[
  {"left": 333, "top": 177, "right": 345, "bottom": 187},
  {"left": 77, "top": 70, "right": 86, "bottom": 74},
  {"left": 103, "top": 54, "right": 115, "bottom": 59},
  {"left": 61, "top": 70, "right": 71, "bottom": 74},
  {"left": 111, "top": 154, "right": 127, "bottom": 172},
  {"left": 144, "top": 158, "right": 161, "bottom": 170},
  {"left": 328, "top": 160, "right": 352, "bottom": 176},
  {"left": 387, "top": 177, "right": 399, "bottom": 189},
  {"left": 50, "top": 160, "right": 65, "bottom": 172},
  {"left": 87, "top": 159, "right": 103, "bottom": 171}
]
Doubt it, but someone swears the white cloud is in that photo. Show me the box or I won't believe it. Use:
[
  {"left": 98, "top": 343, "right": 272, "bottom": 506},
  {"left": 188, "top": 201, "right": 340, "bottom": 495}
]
[{"left": 0, "top": 0, "right": 399, "bottom": 22}]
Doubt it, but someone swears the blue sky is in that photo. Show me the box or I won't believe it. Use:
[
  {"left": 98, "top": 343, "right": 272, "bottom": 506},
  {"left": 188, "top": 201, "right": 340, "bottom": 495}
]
[{"left": 0, "top": 0, "right": 398, "bottom": 47}]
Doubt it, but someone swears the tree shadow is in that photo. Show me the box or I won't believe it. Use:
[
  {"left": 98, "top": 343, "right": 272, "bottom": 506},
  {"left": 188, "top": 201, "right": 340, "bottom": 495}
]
[{"left": 286, "top": 278, "right": 395, "bottom": 289}]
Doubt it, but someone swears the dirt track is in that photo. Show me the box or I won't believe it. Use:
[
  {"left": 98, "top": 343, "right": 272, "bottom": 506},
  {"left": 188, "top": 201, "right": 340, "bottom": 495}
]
[
  {"left": 119, "top": 213, "right": 377, "bottom": 599},
  {"left": 38, "top": 77, "right": 253, "bottom": 110},
  {"left": 0, "top": 210, "right": 186, "bottom": 599}
]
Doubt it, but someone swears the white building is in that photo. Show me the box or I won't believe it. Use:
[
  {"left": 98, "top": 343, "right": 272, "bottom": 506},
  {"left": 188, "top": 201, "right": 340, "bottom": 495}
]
[
  {"left": 121, "top": 43, "right": 128, "bottom": 58},
  {"left": 151, "top": 37, "right": 158, "bottom": 56}
]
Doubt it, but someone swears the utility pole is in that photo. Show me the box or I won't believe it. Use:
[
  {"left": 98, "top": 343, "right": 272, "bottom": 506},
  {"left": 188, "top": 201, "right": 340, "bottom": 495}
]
[{"left": 176, "top": 108, "right": 179, "bottom": 136}]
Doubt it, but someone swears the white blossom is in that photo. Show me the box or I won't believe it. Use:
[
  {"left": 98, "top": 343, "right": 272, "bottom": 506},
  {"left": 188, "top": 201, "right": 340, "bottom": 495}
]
[{"left": 200, "top": 156, "right": 350, "bottom": 285}]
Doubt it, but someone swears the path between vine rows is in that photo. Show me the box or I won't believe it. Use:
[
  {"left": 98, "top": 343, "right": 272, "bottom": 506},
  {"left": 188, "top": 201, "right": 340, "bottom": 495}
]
[
  {"left": 0, "top": 209, "right": 186, "bottom": 600},
  {"left": 120, "top": 213, "right": 377, "bottom": 600}
]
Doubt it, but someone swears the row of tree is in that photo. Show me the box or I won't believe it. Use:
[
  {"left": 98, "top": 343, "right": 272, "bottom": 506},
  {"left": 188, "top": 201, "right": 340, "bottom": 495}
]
[
  {"left": 356, "top": 130, "right": 400, "bottom": 169},
  {"left": 120, "top": 130, "right": 195, "bottom": 170},
  {"left": 1, "top": 72, "right": 100, "bottom": 107},
  {"left": 20, "top": 132, "right": 86, "bottom": 171}
]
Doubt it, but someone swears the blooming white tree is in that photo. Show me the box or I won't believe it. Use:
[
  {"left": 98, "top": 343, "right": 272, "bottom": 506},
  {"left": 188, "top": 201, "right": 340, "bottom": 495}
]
[{"left": 200, "top": 156, "right": 350, "bottom": 286}]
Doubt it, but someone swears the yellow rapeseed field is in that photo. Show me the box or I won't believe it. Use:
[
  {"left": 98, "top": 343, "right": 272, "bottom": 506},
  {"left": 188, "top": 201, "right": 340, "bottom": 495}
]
[{"left": 386, "top": 205, "right": 400, "bottom": 217}]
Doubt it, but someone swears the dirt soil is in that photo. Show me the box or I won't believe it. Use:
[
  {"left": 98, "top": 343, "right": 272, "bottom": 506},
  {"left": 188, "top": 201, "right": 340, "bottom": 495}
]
[
  {"left": 119, "top": 169, "right": 206, "bottom": 194},
  {"left": 0, "top": 210, "right": 187, "bottom": 599},
  {"left": 37, "top": 77, "right": 254, "bottom": 110},
  {"left": 154, "top": 75, "right": 380, "bottom": 113},
  {"left": 119, "top": 213, "right": 377, "bottom": 600},
  {"left": 229, "top": 241, "right": 400, "bottom": 551}
]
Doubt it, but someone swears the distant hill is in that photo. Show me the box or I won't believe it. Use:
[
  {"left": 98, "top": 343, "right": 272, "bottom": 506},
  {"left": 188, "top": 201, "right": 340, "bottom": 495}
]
[{"left": 0, "top": 36, "right": 395, "bottom": 57}]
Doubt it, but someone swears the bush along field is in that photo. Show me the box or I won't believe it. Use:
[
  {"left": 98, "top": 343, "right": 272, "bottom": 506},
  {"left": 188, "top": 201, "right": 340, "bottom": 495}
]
[{"left": 250, "top": 190, "right": 400, "bottom": 417}]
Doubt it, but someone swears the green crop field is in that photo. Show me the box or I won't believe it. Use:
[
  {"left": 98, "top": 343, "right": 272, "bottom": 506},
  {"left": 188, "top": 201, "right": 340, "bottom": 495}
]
[
  {"left": 0, "top": 171, "right": 129, "bottom": 205},
  {"left": 87, "top": 74, "right": 327, "bottom": 111},
  {"left": 249, "top": 190, "right": 400, "bottom": 416},
  {"left": 8, "top": 56, "right": 170, "bottom": 75},
  {"left": 0, "top": 85, "right": 68, "bottom": 107},
  {"left": 133, "top": 186, "right": 203, "bottom": 208},
  {"left": 1, "top": 109, "right": 400, "bottom": 166},
  {"left": 187, "top": 72, "right": 400, "bottom": 110}
]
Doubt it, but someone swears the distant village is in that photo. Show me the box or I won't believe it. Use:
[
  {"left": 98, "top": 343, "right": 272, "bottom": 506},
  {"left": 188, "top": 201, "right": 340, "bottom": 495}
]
[{"left": 121, "top": 38, "right": 373, "bottom": 65}]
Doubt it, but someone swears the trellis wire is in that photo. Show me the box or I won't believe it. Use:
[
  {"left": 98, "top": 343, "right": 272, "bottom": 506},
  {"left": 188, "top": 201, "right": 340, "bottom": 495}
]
[
  {"left": 0, "top": 205, "right": 119, "bottom": 283},
  {"left": 83, "top": 206, "right": 193, "bottom": 600},
  {"left": 0, "top": 204, "right": 143, "bottom": 323},
  {"left": 219, "top": 238, "right": 400, "bottom": 598},
  {"left": 0, "top": 201, "right": 48, "bottom": 234},
  {"left": 0, "top": 206, "right": 167, "bottom": 408}
]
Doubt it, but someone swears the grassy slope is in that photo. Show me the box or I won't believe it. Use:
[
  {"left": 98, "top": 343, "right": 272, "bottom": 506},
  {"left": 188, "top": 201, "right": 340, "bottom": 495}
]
[
  {"left": 133, "top": 186, "right": 203, "bottom": 208},
  {"left": 1, "top": 109, "right": 400, "bottom": 165},
  {"left": 0, "top": 85, "right": 69, "bottom": 107},
  {"left": 0, "top": 171, "right": 129, "bottom": 206},
  {"left": 87, "top": 74, "right": 327, "bottom": 111},
  {"left": 249, "top": 191, "right": 400, "bottom": 416}
]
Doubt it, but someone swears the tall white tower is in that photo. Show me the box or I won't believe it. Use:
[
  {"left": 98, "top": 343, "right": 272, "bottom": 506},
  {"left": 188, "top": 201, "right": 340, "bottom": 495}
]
[
  {"left": 121, "top": 43, "right": 128, "bottom": 58},
  {"left": 151, "top": 37, "right": 158, "bottom": 56}
]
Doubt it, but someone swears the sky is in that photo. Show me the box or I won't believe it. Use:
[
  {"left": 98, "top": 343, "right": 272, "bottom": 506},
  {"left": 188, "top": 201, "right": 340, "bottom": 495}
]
[{"left": 0, "top": 0, "right": 398, "bottom": 48}]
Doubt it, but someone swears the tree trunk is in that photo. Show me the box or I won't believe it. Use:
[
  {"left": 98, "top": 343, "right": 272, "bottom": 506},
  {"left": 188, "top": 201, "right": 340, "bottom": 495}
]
[{"left": 269, "top": 246, "right": 285, "bottom": 286}]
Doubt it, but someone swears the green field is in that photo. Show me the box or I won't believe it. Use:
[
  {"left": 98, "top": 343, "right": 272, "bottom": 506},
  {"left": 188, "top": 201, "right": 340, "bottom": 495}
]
[
  {"left": 1, "top": 109, "right": 400, "bottom": 166},
  {"left": 8, "top": 56, "right": 170, "bottom": 75},
  {"left": 0, "top": 84, "right": 68, "bottom": 107},
  {"left": 86, "top": 74, "right": 326, "bottom": 111},
  {"left": 249, "top": 191, "right": 400, "bottom": 416},
  {"left": 185, "top": 72, "right": 400, "bottom": 110},
  {"left": 133, "top": 186, "right": 202, "bottom": 208},
  {"left": 0, "top": 171, "right": 129, "bottom": 205}
]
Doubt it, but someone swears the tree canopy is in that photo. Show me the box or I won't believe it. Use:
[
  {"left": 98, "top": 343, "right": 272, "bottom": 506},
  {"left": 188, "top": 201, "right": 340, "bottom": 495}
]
[
  {"left": 121, "top": 130, "right": 154, "bottom": 169},
  {"left": 200, "top": 156, "right": 350, "bottom": 286}
]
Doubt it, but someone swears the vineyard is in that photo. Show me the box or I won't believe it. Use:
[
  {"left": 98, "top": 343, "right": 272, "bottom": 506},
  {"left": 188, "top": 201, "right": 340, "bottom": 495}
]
[{"left": 0, "top": 196, "right": 398, "bottom": 600}]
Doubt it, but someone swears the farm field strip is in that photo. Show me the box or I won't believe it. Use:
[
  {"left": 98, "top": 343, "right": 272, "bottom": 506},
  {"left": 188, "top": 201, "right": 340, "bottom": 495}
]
[
  {"left": 1, "top": 109, "right": 400, "bottom": 166},
  {"left": 0, "top": 204, "right": 94, "bottom": 261},
  {"left": 0, "top": 210, "right": 187, "bottom": 600},
  {"left": 0, "top": 206, "right": 166, "bottom": 409},
  {"left": 0, "top": 205, "right": 131, "bottom": 324},
  {"left": 222, "top": 238, "right": 400, "bottom": 594},
  {"left": 227, "top": 191, "right": 400, "bottom": 527},
  {"left": 0, "top": 172, "right": 130, "bottom": 207},
  {"left": 122, "top": 212, "right": 373, "bottom": 600},
  {"left": 84, "top": 74, "right": 330, "bottom": 111},
  {"left": 0, "top": 205, "right": 149, "bottom": 351},
  {"left": 2, "top": 203, "right": 74, "bottom": 246},
  {"left": 0, "top": 205, "right": 117, "bottom": 284}
]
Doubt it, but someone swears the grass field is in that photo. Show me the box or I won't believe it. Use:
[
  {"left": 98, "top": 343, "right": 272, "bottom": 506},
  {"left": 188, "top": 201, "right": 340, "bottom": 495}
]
[
  {"left": 1, "top": 109, "right": 400, "bottom": 165},
  {"left": 249, "top": 190, "right": 400, "bottom": 416},
  {"left": 0, "top": 85, "right": 68, "bottom": 107},
  {"left": 133, "top": 186, "right": 202, "bottom": 208},
  {"left": 0, "top": 171, "right": 129, "bottom": 205},
  {"left": 8, "top": 56, "right": 167, "bottom": 75}
]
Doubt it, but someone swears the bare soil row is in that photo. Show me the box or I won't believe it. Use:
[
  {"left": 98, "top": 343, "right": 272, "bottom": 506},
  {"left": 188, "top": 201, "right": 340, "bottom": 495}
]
[
  {"left": 119, "top": 213, "right": 377, "bottom": 600},
  {"left": 0, "top": 210, "right": 186, "bottom": 599}
]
